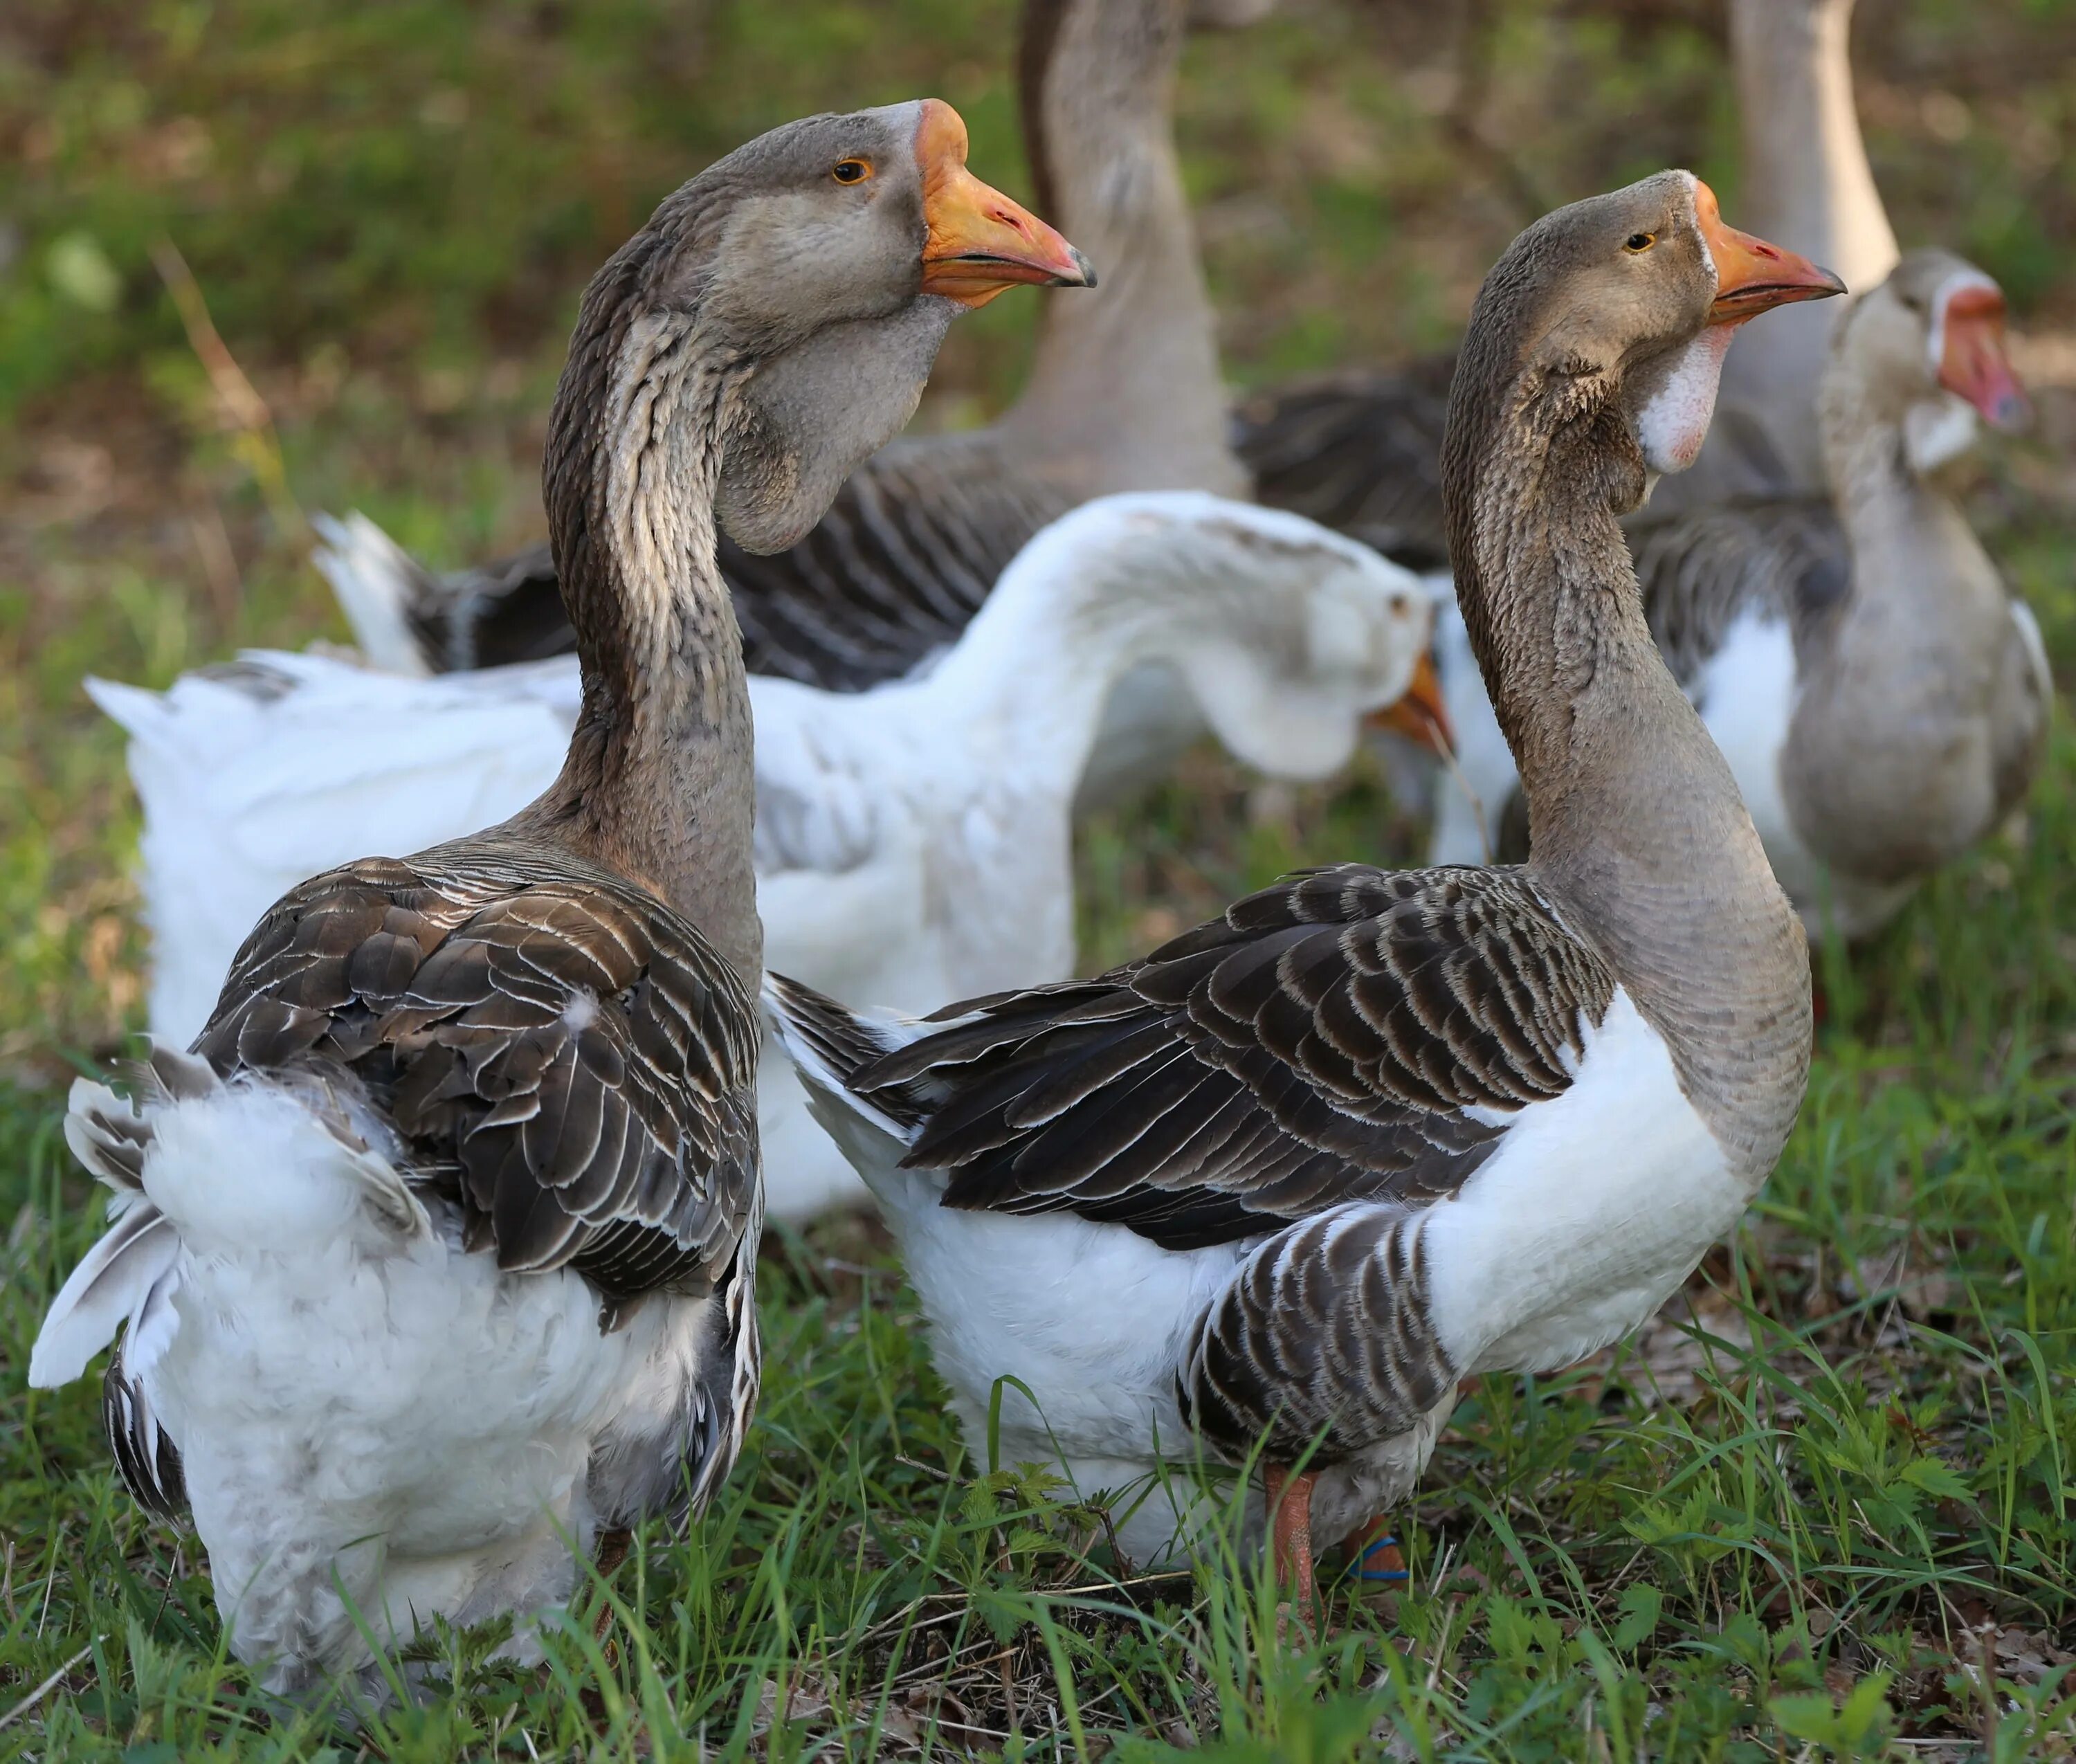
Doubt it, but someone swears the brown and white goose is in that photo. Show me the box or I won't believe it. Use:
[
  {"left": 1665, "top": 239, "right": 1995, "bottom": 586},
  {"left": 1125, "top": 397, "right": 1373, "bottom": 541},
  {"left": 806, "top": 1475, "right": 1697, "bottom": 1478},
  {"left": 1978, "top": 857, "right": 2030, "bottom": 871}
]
[
  {"left": 769, "top": 173, "right": 1838, "bottom": 1606},
  {"left": 28, "top": 102, "right": 1080, "bottom": 1693},
  {"left": 323, "top": 0, "right": 1236, "bottom": 687},
  {"left": 1433, "top": 251, "right": 2044, "bottom": 942}
]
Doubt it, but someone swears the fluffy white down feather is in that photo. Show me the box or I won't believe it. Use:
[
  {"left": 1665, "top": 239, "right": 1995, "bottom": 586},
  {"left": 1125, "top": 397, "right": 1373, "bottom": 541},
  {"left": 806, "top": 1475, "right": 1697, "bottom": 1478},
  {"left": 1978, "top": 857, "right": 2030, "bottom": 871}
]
[
  {"left": 101, "top": 495, "right": 1432, "bottom": 1220},
  {"left": 31, "top": 1066, "right": 718, "bottom": 1693}
]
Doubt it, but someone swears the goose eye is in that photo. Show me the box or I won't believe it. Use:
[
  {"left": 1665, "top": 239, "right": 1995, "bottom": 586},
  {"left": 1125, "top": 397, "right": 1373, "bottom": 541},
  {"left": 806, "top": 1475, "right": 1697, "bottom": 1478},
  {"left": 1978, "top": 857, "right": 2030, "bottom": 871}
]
[
  {"left": 1623, "top": 232, "right": 1656, "bottom": 254},
  {"left": 830, "top": 158, "right": 872, "bottom": 185}
]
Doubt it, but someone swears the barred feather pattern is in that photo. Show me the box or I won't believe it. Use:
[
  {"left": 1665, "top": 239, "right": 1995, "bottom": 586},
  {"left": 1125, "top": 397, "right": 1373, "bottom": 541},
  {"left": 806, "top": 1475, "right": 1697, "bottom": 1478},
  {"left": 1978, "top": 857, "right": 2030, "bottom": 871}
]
[
  {"left": 60, "top": 1048, "right": 213, "bottom": 1518},
  {"left": 1179, "top": 1203, "right": 1457, "bottom": 1463},
  {"left": 385, "top": 433, "right": 1074, "bottom": 690},
  {"left": 104, "top": 1354, "right": 185, "bottom": 1519},
  {"left": 857, "top": 862, "right": 1615, "bottom": 1252},
  {"left": 194, "top": 840, "right": 762, "bottom": 1323},
  {"left": 1232, "top": 358, "right": 1456, "bottom": 572}
]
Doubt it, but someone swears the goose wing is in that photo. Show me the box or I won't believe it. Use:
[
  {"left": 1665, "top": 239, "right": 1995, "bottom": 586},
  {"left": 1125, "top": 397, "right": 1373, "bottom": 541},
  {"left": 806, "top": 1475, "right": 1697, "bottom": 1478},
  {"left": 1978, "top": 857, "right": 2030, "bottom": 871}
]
[
  {"left": 196, "top": 845, "right": 761, "bottom": 1319},
  {"left": 847, "top": 862, "right": 1616, "bottom": 1251},
  {"left": 1232, "top": 361, "right": 1455, "bottom": 572}
]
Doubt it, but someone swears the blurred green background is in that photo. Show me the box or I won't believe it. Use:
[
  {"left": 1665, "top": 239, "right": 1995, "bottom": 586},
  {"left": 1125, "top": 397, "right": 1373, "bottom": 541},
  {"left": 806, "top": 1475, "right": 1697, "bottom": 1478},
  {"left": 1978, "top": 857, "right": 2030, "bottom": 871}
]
[
  {"left": 3, "top": 8, "right": 2076, "bottom": 1751},
  {"left": 3, "top": 0, "right": 2075, "bottom": 1067}
]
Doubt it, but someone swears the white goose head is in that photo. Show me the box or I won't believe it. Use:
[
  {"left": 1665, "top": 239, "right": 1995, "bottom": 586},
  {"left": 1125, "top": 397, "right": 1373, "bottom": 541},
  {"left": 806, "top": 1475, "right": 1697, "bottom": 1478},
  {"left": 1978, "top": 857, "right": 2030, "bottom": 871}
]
[{"left": 1024, "top": 492, "right": 1437, "bottom": 780}]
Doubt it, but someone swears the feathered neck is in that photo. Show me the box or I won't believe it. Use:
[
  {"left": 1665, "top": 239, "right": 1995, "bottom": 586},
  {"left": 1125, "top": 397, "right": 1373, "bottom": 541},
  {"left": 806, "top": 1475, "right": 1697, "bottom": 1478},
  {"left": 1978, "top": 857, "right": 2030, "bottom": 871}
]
[
  {"left": 507, "top": 227, "right": 763, "bottom": 981},
  {"left": 1444, "top": 339, "right": 1810, "bottom": 1182},
  {"left": 1715, "top": 0, "right": 1897, "bottom": 490},
  {"left": 999, "top": 0, "right": 1246, "bottom": 497}
]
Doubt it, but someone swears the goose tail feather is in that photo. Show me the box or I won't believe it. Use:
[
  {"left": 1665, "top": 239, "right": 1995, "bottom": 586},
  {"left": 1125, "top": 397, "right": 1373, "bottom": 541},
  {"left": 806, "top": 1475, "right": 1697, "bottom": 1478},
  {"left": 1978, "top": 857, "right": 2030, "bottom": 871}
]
[
  {"left": 311, "top": 511, "right": 435, "bottom": 678},
  {"left": 30, "top": 1073, "right": 188, "bottom": 1390},
  {"left": 762, "top": 974, "right": 985, "bottom": 1201}
]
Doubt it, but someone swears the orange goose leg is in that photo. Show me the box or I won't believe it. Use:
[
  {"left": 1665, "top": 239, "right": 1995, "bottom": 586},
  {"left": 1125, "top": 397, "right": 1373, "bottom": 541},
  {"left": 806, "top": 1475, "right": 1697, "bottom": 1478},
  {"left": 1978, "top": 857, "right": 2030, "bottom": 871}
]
[{"left": 1262, "top": 1463, "right": 1320, "bottom": 1630}]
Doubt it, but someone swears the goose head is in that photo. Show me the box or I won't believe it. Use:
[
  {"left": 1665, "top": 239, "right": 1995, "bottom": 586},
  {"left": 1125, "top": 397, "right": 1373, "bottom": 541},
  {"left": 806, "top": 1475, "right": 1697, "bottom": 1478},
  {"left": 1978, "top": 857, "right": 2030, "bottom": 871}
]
[
  {"left": 1063, "top": 493, "right": 1437, "bottom": 781},
  {"left": 1827, "top": 251, "right": 2029, "bottom": 476},
  {"left": 554, "top": 100, "right": 1091, "bottom": 558},
  {"left": 1450, "top": 172, "right": 1845, "bottom": 516}
]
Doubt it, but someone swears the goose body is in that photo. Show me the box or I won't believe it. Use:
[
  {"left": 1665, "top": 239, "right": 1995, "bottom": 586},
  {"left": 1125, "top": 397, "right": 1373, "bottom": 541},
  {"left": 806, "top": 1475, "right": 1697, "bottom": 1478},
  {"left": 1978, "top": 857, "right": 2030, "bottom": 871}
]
[
  {"left": 32, "top": 100, "right": 1086, "bottom": 1690},
  {"left": 1428, "top": 253, "right": 2047, "bottom": 942},
  {"left": 774, "top": 873, "right": 1745, "bottom": 1565},
  {"left": 100, "top": 495, "right": 1435, "bottom": 1223},
  {"left": 771, "top": 174, "right": 1833, "bottom": 1586}
]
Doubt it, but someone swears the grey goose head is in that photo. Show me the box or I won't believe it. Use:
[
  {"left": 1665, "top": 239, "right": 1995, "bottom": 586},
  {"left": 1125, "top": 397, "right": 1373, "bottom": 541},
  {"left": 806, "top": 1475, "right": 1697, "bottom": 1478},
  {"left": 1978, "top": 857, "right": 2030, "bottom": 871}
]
[
  {"left": 1827, "top": 249, "right": 2028, "bottom": 475},
  {"left": 547, "top": 100, "right": 1093, "bottom": 561},
  {"left": 1443, "top": 172, "right": 1848, "bottom": 543}
]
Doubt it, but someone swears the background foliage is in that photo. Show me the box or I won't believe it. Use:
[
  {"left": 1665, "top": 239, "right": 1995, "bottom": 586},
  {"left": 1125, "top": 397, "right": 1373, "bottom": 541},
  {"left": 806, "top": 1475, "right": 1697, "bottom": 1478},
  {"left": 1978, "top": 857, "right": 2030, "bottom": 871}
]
[{"left": 1, "top": 0, "right": 2073, "bottom": 1755}]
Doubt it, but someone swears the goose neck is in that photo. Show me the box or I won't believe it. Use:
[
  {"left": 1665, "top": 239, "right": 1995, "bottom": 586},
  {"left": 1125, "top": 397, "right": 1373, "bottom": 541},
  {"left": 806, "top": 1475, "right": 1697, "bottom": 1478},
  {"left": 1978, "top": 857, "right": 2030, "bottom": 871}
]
[
  {"left": 521, "top": 313, "right": 763, "bottom": 981},
  {"left": 920, "top": 526, "right": 1172, "bottom": 784},
  {"left": 999, "top": 0, "right": 1246, "bottom": 496},
  {"left": 1453, "top": 379, "right": 1810, "bottom": 1182},
  {"left": 1718, "top": 0, "right": 1897, "bottom": 488},
  {"left": 1729, "top": 0, "right": 1896, "bottom": 293},
  {"left": 1816, "top": 366, "right": 1989, "bottom": 619}
]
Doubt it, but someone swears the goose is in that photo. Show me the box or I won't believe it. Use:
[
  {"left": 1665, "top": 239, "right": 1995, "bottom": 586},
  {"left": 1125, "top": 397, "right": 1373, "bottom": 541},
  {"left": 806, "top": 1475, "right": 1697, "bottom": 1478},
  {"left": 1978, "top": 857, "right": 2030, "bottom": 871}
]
[
  {"left": 1233, "top": 0, "right": 1897, "bottom": 554},
  {"left": 325, "top": 0, "right": 1247, "bottom": 696},
  {"left": 29, "top": 100, "right": 1086, "bottom": 1693},
  {"left": 767, "top": 173, "right": 1839, "bottom": 1611},
  {"left": 95, "top": 495, "right": 1439, "bottom": 1223},
  {"left": 1429, "top": 251, "right": 2045, "bottom": 943}
]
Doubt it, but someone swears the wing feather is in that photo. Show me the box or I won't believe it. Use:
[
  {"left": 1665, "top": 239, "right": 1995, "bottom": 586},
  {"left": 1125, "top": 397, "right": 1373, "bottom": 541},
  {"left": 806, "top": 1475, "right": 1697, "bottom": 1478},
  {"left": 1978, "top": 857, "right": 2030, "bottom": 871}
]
[
  {"left": 848, "top": 863, "right": 1615, "bottom": 1250},
  {"left": 194, "top": 843, "right": 758, "bottom": 1320}
]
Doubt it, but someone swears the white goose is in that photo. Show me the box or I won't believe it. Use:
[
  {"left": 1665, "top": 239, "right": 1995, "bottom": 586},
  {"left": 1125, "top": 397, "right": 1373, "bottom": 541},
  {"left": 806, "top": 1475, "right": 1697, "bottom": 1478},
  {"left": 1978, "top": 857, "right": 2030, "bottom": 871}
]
[{"left": 95, "top": 494, "right": 1438, "bottom": 1222}]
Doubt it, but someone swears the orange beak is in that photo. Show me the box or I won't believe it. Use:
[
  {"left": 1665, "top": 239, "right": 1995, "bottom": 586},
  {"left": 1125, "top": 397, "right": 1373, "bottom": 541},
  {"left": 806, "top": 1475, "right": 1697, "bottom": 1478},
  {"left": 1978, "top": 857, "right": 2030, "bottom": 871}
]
[
  {"left": 1367, "top": 649, "right": 1453, "bottom": 755},
  {"left": 1693, "top": 181, "right": 1846, "bottom": 327},
  {"left": 1938, "top": 282, "right": 2029, "bottom": 432},
  {"left": 913, "top": 99, "right": 1093, "bottom": 309}
]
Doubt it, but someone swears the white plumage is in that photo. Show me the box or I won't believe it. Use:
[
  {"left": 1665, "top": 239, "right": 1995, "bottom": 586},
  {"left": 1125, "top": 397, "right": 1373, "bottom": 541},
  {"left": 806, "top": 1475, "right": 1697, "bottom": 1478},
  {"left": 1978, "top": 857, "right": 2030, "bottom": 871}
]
[
  {"left": 96, "top": 494, "right": 1435, "bottom": 1220},
  {"left": 35, "top": 1051, "right": 732, "bottom": 1693}
]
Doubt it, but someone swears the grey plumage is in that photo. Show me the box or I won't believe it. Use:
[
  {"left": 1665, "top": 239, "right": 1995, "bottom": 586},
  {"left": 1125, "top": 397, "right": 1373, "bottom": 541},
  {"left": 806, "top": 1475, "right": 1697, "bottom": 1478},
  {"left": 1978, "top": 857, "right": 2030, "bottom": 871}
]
[
  {"left": 37, "top": 99, "right": 1064, "bottom": 1686},
  {"left": 1232, "top": 357, "right": 1457, "bottom": 571}
]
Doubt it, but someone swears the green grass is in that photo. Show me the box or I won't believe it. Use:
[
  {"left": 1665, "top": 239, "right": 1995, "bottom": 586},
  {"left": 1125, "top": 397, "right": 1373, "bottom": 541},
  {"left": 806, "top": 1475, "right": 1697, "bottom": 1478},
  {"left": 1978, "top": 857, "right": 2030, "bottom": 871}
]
[{"left": 3, "top": 0, "right": 2076, "bottom": 1755}]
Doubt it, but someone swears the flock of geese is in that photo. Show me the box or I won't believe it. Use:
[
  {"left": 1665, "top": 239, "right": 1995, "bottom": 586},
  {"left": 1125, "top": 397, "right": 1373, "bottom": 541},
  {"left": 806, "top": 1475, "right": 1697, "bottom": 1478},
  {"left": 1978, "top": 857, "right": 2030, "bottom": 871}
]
[{"left": 26, "top": 0, "right": 2047, "bottom": 1701}]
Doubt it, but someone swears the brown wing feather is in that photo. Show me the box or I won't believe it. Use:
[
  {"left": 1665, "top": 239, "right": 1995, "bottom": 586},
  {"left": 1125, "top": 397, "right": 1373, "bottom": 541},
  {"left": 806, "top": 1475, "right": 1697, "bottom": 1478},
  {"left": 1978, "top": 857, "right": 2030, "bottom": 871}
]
[
  {"left": 1232, "top": 360, "right": 1457, "bottom": 571},
  {"left": 1179, "top": 1203, "right": 1459, "bottom": 1464},
  {"left": 850, "top": 862, "right": 1615, "bottom": 1250},
  {"left": 194, "top": 843, "right": 759, "bottom": 1320}
]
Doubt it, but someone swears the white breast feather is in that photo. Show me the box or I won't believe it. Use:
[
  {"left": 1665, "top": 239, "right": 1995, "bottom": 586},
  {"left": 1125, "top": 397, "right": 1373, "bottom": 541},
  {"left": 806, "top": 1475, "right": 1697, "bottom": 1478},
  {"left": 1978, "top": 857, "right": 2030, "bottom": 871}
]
[{"left": 1420, "top": 988, "right": 1744, "bottom": 1377}]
